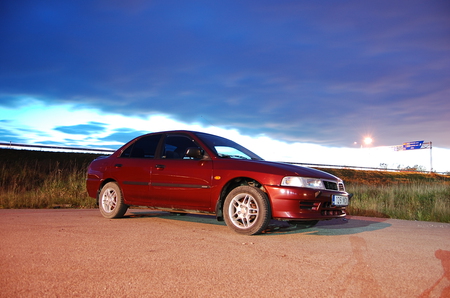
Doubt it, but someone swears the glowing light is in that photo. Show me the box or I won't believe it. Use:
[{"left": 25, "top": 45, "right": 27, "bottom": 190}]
[{"left": 364, "top": 137, "right": 373, "bottom": 145}]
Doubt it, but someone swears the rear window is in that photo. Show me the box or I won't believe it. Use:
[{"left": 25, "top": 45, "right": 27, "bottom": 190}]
[{"left": 120, "top": 134, "right": 162, "bottom": 158}]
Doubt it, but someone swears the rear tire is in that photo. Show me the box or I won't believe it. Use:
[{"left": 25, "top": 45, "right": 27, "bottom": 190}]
[
  {"left": 223, "top": 186, "right": 271, "bottom": 235},
  {"left": 99, "top": 182, "right": 128, "bottom": 219}
]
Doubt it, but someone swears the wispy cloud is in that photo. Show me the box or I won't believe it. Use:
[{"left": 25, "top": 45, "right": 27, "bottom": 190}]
[
  {"left": 54, "top": 122, "right": 107, "bottom": 135},
  {"left": 98, "top": 128, "right": 148, "bottom": 144}
]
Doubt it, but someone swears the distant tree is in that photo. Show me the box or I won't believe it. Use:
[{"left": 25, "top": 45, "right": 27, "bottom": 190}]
[
  {"left": 400, "top": 165, "right": 427, "bottom": 172},
  {"left": 415, "top": 165, "right": 427, "bottom": 172}
]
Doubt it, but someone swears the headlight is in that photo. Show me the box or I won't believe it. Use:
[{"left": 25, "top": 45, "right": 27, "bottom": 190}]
[{"left": 281, "top": 176, "right": 325, "bottom": 189}]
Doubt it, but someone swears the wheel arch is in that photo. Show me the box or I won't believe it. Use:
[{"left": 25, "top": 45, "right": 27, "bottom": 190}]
[
  {"left": 215, "top": 176, "right": 269, "bottom": 221},
  {"left": 96, "top": 178, "right": 118, "bottom": 204}
]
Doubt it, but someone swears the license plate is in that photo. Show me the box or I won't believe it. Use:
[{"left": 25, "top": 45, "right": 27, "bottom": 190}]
[{"left": 332, "top": 195, "right": 348, "bottom": 206}]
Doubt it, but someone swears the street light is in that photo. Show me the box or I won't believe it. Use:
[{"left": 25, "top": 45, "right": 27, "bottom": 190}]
[{"left": 364, "top": 137, "right": 373, "bottom": 146}]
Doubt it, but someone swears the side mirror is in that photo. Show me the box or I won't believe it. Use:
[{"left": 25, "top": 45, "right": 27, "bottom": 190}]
[{"left": 185, "top": 147, "right": 204, "bottom": 159}]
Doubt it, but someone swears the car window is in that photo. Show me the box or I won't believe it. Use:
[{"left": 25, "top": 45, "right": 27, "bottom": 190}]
[
  {"left": 194, "top": 132, "right": 263, "bottom": 160},
  {"left": 215, "top": 146, "right": 253, "bottom": 160},
  {"left": 163, "top": 135, "right": 201, "bottom": 159},
  {"left": 120, "top": 134, "right": 162, "bottom": 158}
]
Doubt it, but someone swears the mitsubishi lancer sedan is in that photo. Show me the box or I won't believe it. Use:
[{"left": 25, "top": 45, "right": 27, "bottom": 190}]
[{"left": 86, "top": 130, "right": 352, "bottom": 235}]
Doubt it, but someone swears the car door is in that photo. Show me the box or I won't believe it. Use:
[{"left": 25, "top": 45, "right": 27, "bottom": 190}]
[
  {"left": 150, "top": 134, "right": 213, "bottom": 210},
  {"left": 110, "top": 134, "right": 162, "bottom": 205}
]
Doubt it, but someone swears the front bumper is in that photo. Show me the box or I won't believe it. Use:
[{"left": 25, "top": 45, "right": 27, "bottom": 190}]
[{"left": 265, "top": 185, "right": 352, "bottom": 221}]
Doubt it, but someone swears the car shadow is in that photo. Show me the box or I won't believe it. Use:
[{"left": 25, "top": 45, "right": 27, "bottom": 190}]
[
  {"left": 263, "top": 216, "right": 391, "bottom": 236},
  {"left": 125, "top": 210, "right": 391, "bottom": 236}
]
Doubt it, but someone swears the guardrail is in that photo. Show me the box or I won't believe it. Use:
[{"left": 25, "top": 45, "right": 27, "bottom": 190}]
[
  {"left": 0, "top": 142, "right": 115, "bottom": 154},
  {"left": 285, "top": 161, "right": 398, "bottom": 172},
  {"left": 0, "top": 142, "right": 446, "bottom": 174}
]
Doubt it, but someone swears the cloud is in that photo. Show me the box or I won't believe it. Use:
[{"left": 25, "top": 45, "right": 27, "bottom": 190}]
[
  {"left": 0, "top": 128, "right": 28, "bottom": 143},
  {"left": 98, "top": 128, "right": 148, "bottom": 144},
  {"left": 53, "top": 122, "right": 107, "bottom": 135}
]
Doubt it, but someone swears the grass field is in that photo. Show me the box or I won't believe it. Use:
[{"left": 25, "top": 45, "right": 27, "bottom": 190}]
[
  {"left": 0, "top": 149, "right": 100, "bottom": 209},
  {"left": 323, "top": 168, "right": 450, "bottom": 222},
  {"left": 1, "top": 148, "right": 449, "bottom": 223}
]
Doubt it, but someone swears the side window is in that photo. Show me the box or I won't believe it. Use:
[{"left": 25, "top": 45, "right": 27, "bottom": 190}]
[
  {"left": 163, "top": 135, "right": 199, "bottom": 159},
  {"left": 120, "top": 135, "right": 162, "bottom": 158}
]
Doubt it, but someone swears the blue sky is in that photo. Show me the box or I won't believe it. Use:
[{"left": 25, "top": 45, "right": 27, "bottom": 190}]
[{"left": 1, "top": 1, "right": 449, "bottom": 172}]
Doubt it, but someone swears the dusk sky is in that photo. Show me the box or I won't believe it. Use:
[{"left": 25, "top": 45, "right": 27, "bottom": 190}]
[{"left": 1, "top": 1, "right": 449, "bottom": 172}]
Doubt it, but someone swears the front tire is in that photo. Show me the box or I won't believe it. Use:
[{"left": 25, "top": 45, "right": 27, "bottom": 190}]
[
  {"left": 223, "top": 186, "right": 271, "bottom": 235},
  {"left": 99, "top": 182, "right": 128, "bottom": 219}
]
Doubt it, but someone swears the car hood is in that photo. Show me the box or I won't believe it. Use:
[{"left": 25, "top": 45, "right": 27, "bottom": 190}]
[
  {"left": 258, "top": 160, "right": 339, "bottom": 180},
  {"left": 217, "top": 158, "right": 340, "bottom": 181}
]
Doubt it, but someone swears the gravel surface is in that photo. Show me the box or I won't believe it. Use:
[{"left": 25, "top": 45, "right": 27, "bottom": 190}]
[{"left": 1, "top": 209, "right": 449, "bottom": 298}]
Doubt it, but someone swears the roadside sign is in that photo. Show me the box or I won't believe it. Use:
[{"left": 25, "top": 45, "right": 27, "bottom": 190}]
[
  {"left": 393, "top": 141, "right": 433, "bottom": 173},
  {"left": 403, "top": 140, "right": 424, "bottom": 150}
]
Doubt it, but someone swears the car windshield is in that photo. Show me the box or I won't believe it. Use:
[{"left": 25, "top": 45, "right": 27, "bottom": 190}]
[{"left": 195, "top": 132, "right": 263, "bottom": 160}]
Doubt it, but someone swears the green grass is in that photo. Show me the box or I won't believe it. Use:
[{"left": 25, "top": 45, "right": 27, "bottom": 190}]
[
  {"left": 1, "top": 149, "right": 449, "bottom": 223},
  {"left": 318, "top": 167, "right": 450, "bottom": 223},
  {"left": 0, "top": 149, "right": 100, "bottom": 209},
  {"left": 345, "top": 183, "right": 450, "bottom": 222}
]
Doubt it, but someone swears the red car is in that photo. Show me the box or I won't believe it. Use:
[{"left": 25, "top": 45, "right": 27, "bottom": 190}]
[{"left": 86, "top": 130, "right": 352, "bottom": 235}]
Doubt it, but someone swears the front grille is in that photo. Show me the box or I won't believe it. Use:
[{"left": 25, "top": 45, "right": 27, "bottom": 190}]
[
  {"left": 299, "top": 201, "right": 346, "bottom": 216},
  {"left": 322, "top": 202, "right": 331, "bottom": 208},
  {"left": 321, "top": 202, "right": 346, "bottom": 216},
  {"left": 323, "top": 180, "right": 345, "bottom": 192},
  {"left": 321, "top": 210, "right": 345, "bottom": 216},
  {"left": 323, "top": 181, "right": 338, "bottom": 190},
  {"left": 299, "top": 201, "right": 320, "bottom": 210}
]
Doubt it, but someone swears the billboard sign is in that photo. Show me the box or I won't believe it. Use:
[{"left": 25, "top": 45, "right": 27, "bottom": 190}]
[{"left": 403, "top": 140, "right": 424, "bottom": 150}]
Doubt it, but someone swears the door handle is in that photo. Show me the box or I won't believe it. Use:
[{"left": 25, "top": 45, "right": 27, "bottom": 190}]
[
  {"left": 115, "top": 164, "right": 122, "bottom": 168},
  {"left": 155, "top": 164, "right": 165, "bottom": 169}
]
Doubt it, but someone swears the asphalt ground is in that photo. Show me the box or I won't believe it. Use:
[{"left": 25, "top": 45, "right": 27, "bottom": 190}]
[{"left": 1, "top": 209, "right": 449, "bottom": 298}]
